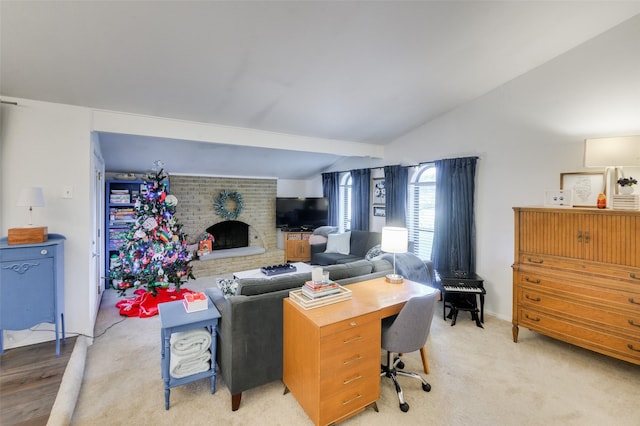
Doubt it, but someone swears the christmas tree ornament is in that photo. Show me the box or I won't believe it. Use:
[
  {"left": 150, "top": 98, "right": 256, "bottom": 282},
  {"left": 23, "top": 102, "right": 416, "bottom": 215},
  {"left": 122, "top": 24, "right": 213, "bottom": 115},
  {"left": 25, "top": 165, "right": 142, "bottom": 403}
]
[{"left": 166, "top": 194, "right": 178, "bottom": 207}]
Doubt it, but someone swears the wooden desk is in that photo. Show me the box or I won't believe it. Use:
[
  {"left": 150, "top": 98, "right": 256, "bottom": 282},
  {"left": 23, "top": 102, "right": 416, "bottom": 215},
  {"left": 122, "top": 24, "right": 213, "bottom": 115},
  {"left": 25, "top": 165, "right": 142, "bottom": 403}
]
[{"left": 283, "top": 277, "right": 437, "bottom": 426}]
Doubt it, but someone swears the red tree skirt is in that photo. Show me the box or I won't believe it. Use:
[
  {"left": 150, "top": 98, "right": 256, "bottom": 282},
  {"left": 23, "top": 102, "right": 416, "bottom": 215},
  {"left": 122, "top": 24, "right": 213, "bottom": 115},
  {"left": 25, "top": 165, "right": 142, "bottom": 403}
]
[{"left": 116, "top": 287, "right": 195, "bottom": 318}]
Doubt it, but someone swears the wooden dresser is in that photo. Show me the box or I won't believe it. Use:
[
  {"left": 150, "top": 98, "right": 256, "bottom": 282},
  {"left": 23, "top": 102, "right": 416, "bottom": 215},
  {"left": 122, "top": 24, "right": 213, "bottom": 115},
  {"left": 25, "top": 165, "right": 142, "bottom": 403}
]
[{"left": 512, "top": 207, "right": 640, "bottom": 364}]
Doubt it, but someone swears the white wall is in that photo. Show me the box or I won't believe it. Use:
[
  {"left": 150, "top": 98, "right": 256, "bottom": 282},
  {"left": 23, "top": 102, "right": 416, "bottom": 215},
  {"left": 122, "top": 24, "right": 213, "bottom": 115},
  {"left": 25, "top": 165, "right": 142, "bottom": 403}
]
[
  {"left": 1, "top": 98, "right": 95, "bottom": 348},
  {"left": 378, "top": 14, "right": 640, "bottom": 320}
]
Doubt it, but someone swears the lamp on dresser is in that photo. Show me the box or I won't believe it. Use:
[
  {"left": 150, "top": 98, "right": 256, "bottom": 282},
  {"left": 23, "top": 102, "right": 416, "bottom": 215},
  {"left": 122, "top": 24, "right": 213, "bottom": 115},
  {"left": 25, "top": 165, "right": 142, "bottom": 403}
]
[
  {"left": 381, "top": 226, "right": 408, "bottom": 284},
  {"left": 9, "top": 187, "right": 48, "bottom": 245}
]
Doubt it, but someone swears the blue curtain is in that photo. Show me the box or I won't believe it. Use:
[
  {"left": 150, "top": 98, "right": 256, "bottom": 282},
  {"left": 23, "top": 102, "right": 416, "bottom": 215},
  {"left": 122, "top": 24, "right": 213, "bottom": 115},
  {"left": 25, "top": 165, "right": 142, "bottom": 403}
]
[
  {"left": 384, "top": 165, "right": 408, "bottom": 227},
  {"left": 432, "top": 157, "right": 478, "bottom": 273},
  {"left": 350, "top": 168, "right": 371, "bottom": 230},
  {"left": 322, "top": 172, "right": 341, "bottom": 226}
]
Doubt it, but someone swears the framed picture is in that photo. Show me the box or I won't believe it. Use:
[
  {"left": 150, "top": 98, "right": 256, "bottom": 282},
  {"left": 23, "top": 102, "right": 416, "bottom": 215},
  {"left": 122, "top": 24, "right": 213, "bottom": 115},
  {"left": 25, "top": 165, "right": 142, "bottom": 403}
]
[
  {"left": 373, "top": 206, "right": 385, "bottom": 217},
  {"left": 372, "top": 178, "right": 385, "bottom": 204},
  {"left": 560, "top": 172, "right": 605, "bottom": 207}
]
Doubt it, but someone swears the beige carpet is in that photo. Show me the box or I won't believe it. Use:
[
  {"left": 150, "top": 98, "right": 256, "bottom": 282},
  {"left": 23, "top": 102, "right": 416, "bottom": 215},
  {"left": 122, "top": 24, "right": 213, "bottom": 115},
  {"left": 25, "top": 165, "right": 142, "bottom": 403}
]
[{"left": 71, "top": 276, "right": 640, "bottom": 425}]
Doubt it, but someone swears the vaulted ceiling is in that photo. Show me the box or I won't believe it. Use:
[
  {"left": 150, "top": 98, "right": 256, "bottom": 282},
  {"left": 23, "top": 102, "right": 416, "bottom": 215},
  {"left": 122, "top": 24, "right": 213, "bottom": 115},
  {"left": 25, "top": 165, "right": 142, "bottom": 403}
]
[{"left": 2, "top": 1, "right": 639, "bottom": 178}]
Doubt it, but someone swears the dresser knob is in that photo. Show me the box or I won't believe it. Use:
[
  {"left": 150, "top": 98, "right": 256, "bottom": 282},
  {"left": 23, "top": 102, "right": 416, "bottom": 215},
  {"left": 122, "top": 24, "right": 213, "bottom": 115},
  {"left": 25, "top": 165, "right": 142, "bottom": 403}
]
[{"left": 40, "top": 249, "right": 48, "bottom": 255}]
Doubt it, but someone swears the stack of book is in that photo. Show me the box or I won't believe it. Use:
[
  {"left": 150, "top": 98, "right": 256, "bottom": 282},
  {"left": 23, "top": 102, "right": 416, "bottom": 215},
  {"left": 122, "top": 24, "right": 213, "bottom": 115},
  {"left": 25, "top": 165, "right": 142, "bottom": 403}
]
[
  {"left": 301, "top": 280, "right": 341, "bottom": 299},
  {"left": 612, "top": 194, "right": 640, "bottom": 210},
  {"left": 110, "top": 189, "right": 131, "bottom": 204}
]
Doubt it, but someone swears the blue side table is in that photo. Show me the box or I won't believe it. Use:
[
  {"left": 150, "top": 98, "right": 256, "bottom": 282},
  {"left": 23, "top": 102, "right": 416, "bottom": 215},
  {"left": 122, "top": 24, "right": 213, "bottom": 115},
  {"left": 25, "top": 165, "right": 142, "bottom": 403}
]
[{"left": 158, "top": 298, "right": 221, "bottom": 410}]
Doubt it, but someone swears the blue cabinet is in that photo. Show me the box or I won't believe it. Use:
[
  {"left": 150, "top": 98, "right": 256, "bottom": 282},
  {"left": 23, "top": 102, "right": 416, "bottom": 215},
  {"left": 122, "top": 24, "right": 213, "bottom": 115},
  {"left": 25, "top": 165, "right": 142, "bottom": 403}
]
[{"left": 0, "top": 234, "right": 65, "bottom": 356}]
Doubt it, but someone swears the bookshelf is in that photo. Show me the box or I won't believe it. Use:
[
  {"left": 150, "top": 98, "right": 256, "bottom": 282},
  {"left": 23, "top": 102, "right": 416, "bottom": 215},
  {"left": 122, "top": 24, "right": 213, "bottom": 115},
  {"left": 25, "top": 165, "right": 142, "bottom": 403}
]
[{"left": 105, "top": 179, "right": 147, "bottom": 287}]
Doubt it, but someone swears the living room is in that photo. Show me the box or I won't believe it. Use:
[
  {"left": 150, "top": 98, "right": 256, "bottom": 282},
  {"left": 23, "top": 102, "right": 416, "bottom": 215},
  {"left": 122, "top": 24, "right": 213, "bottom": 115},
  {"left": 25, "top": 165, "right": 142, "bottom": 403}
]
[{"left": 1, "top": 2, "right": 640, "bottom": 424}]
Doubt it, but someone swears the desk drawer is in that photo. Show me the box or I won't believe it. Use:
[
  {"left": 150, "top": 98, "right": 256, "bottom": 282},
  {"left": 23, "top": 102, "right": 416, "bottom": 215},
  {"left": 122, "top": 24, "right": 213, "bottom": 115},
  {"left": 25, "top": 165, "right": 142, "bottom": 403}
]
[
  {"left": 319, "top": 375, "right": 379, "bottom": 426},
  {"left": 320, "top": 311, "right": 380, "bottom": 338}
]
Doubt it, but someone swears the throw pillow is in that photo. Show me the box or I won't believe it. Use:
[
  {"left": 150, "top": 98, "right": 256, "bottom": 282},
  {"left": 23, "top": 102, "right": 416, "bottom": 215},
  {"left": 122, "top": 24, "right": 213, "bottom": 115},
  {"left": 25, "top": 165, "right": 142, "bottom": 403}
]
[
  {"left": 313, "top": 226, "right": 339, "bottom": 237},
  {"left": 217, "top": 278, "right": 238, "bottom": 297},
  {"left": 325, "top": 231, "right": 351, "bottom": 255},
  {"left": 365, "top": 244, "right": 383, "bottom": 260}
]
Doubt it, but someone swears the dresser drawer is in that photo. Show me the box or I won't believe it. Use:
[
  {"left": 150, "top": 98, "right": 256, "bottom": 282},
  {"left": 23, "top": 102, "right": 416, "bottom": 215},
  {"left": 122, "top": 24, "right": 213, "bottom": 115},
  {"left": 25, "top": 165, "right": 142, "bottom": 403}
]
[
  {"left": 518, "top": 307, "right": 640, "bottom": 364},
  {"left": 319, "top": 311, "right": 380, "bottom": 338},
  {"left": 319, "top": 375, "right": 379, "bottom": 426},
  {"left": 518, "top": 288, "right": 640, "bottom": 338},
  {"left": 519, "top": 253, "right": 640, "bottom": 283},
  {"left": 515, "top": 269, "right": 640, "bottom": 313},
  {"left": 320, "top": 354, "right": 379, "bottom": 396},
  {"left": 0, "top": 245, "right": 56, "bottom": 262}
]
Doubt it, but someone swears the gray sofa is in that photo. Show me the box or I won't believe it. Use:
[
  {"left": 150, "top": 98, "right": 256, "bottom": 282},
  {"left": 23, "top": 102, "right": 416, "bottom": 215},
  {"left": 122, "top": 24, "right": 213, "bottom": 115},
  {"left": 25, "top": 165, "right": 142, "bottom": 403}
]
[
  {"left": 205, "top": 253, "right": 438, "bottom": 411},
  {"left": 205, "top": 258, "right": 394, "bottom": 411},
  {"left": 310, "top": 230, "right": 382, "bottom": 265}
]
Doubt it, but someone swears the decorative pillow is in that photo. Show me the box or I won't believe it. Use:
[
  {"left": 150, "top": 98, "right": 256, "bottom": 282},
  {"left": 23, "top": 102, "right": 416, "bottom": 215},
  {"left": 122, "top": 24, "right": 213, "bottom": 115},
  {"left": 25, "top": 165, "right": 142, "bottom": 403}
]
[
  {"left": 313, "top": 226, "right": 339, "bottom": 237},
  {"left": 216, "top": 278, "right": 238, "bottom": 297},
  {"left": 365, "top": 244, "right": 382, "bottom": 260},
  {"left": 325, "top": 231, "right": 351, "bottom": 255},
  {"left": 308, "top": 234, "right": 328, "bottom": 245}
]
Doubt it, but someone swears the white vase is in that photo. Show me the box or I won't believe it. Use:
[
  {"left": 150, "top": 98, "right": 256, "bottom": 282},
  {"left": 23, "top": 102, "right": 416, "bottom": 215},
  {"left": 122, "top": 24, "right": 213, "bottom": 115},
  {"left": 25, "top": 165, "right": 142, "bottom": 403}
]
[{"left": 619, "top": 186, "right": 635, "bottom": 194}]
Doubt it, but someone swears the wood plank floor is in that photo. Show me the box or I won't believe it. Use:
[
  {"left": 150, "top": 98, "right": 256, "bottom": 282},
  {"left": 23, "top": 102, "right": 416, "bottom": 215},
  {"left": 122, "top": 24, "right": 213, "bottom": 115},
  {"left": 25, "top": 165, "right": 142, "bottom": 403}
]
[{"left": 0, "top": 337, "right": 76, "bottom": 426}]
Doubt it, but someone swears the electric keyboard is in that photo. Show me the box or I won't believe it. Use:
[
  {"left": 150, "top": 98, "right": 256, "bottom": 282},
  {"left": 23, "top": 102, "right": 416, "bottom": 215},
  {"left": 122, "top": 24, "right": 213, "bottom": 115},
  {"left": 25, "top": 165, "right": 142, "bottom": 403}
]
[{"left": 442, "top": 283, "right": 486, "bottom": 294}]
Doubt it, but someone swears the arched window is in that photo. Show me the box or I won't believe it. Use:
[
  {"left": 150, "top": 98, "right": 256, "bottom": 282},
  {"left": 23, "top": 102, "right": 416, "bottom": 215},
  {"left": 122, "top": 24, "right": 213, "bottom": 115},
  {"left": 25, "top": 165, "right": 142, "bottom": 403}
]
[
  {"left": 408, "top": 164, "right": 436, "bottom": 259},
  {"left": 339, "top": 173, "right": 352, "bottom": 232}
]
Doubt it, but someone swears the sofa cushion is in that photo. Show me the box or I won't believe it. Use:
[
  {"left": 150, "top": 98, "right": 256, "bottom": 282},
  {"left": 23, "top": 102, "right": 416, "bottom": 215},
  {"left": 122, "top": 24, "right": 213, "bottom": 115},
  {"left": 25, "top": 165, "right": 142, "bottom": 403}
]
[
  {"left": 325, "top": 231, "right": 351, "bottom": 255},
  {"left": 324, "top": 259, "right": 373, "bottom": 281},
  {"left": 236, "top": 272, "right": 311, "bottom": 296}
]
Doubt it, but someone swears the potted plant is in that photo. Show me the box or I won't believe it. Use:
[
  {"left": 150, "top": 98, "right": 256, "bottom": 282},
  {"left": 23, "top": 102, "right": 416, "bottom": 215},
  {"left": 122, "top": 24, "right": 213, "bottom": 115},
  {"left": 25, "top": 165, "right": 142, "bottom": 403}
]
[{"left": 617, "top": 176, "right": 638, "bottom": 194}]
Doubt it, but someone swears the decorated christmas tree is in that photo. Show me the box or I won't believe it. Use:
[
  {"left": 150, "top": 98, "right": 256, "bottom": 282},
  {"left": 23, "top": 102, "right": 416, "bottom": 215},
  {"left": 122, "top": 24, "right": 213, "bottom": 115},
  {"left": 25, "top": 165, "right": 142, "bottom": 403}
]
[{"left": 110, "top": 163, "right": 194, "bottom": 296}]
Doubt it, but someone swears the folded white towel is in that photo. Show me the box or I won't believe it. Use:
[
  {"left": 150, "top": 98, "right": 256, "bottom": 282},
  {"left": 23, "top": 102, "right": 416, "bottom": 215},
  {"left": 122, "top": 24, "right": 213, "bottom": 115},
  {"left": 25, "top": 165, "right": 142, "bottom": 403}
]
[
  {"left": 170, "top": 328, "right": 212, "bottom": 357},
  {"left": 170, "top": 350, "right": 211, "bottom": 379}
]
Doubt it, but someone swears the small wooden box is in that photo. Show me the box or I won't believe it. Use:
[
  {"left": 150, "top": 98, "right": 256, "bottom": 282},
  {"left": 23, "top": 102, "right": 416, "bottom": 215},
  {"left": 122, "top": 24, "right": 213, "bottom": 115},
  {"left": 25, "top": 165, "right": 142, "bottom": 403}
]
[{"left": 8, "top": 227, "right": 48, "bottom": 245}]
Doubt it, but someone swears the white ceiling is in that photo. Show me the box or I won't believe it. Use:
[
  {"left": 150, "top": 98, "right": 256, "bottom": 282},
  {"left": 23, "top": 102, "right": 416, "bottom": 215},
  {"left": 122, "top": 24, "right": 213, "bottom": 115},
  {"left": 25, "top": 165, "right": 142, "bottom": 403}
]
[{"left": 2, "top": 1, "right": 639, "bottom": 179}]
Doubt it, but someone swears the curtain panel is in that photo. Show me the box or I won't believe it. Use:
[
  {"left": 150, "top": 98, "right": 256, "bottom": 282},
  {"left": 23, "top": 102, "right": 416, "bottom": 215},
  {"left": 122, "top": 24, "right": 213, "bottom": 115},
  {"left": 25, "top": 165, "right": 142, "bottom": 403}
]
[
  {"left": 322, "top": 172, "right": 341, "bottom": 227},
  {"left": 431, "top": 156, "right": 478, "bottom": 273},
  {"left": 383, "top": 164, "right": 409, "bottom": 227},
  {"left": 350, "top": 168, "right": 371, "bottom": 230}
]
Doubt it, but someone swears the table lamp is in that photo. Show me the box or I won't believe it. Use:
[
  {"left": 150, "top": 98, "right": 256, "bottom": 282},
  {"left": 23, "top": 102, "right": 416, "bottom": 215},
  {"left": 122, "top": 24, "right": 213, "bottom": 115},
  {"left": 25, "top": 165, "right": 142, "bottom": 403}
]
[
  {"left": 9, "top": 187, "right": 48, "bottom": 245},
  {"left": 584, "top": 136, "right": 640, "bottom": 206},
  {"left": 381, "top": 226, "right": 408, "bottom": 284},
  {"left": 17, "top": 187, "right": 45, "bottom": 226}
]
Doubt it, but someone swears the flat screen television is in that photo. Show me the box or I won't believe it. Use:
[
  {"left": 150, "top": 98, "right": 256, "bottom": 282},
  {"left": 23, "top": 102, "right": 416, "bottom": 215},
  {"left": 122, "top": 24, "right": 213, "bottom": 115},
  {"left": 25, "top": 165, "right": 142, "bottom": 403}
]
[{"left": 276, "top": 197, "right": 329, "bottom": 230}]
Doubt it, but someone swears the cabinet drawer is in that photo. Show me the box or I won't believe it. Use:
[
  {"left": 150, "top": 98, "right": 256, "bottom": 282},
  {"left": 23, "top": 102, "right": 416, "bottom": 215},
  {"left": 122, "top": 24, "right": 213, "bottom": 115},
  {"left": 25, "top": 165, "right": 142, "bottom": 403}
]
[
  {"left": 518, "top": 288, "right": 640, "bottom": 338},
  {"left": 515, "top": 270, "right": 640, "bottom": 312},
  {"left": 518, "top": 307, "right": 640, "bottom": 364},
  {"left": 0, "top": 245, "right": 55, "bottom": 262},
  {"left": 320, "top": 353, "right": 379, "bottom": 396},
  {"left": 319, "top": 375, "right": 379, "bottom": 426},
  {"left": 519, "top": 253, "right": 640, "bottom": 283},
  {"left": 320, "top": 311, "right": 379, "bottom": 338}
]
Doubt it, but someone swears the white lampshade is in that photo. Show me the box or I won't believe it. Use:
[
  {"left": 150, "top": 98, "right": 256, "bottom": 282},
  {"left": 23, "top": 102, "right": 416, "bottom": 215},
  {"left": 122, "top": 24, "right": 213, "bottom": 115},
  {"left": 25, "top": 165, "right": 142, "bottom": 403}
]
[
  {"left": 17, "top": 187, "right": 45, "bottom": 226},
  {"left": 584, "top": 136, "right": 640, "bottom": 167},
  {"left": 17, "top": 187, "right": 45, "bottom": 207},
  {"left": 381, "top": 226, "right": 408, "bottom": 254}
]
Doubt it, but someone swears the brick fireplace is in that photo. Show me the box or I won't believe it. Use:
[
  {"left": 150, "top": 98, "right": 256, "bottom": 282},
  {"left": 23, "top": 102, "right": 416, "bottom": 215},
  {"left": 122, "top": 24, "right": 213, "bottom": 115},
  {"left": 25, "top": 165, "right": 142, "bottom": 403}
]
[{"left": 168, "top": 175, "right": 284, "bottom": 276}]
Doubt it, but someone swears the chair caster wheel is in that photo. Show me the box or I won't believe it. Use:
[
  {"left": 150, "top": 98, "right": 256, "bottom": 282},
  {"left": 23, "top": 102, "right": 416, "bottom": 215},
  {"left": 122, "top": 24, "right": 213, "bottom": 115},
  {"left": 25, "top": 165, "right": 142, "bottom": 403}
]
[
  {"left": 400, "top": 402, "right": 410, "bottom": 412},
  {"left": 422, "top": 383, "right": 431, "bottom": 392},
  {"left": 397, "top": 360, "right": 405, "bottom": 369}
]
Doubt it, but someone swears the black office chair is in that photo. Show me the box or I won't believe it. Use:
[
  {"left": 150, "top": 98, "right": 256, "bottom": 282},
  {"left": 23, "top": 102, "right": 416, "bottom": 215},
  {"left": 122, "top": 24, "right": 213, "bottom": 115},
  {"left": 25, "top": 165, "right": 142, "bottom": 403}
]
[{"left": 380, "top": 292, "right": 438, "bottom": 412}]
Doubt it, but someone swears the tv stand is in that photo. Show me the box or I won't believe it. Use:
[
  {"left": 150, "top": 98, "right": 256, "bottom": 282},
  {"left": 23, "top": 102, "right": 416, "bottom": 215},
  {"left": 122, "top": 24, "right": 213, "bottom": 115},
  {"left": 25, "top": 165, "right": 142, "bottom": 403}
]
[{"left": 283, "top": 231, "right": 312, "bottom": 262}]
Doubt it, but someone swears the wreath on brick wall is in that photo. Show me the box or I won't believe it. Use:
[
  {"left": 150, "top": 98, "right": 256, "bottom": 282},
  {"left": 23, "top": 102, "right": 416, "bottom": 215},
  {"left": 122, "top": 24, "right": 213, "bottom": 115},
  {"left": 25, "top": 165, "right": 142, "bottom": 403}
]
[{"left": 214, "top": 190, "right": 244, "bottom": 220}]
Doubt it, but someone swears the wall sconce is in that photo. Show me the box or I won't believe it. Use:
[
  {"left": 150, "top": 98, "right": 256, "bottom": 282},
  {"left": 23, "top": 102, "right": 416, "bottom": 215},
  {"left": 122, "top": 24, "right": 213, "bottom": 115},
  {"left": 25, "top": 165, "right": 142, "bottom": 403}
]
[
  {"left": 381, "top": 226, "right": 408, "bottom": 284},
  {"left": 584, "top": 136, "right": 640, "bottom": 205}
]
